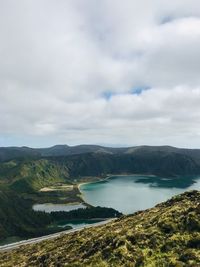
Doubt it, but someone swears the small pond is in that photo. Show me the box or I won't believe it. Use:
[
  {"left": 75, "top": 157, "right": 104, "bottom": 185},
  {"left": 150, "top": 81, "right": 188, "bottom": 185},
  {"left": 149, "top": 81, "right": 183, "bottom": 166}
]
[{"left": 33, "top": 203, "right": 86, "bottom": 213}]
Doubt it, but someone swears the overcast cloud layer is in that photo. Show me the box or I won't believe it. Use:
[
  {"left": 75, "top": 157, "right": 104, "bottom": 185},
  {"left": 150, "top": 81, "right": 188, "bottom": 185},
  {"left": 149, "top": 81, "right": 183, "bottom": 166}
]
[{"left": 1, "top": 0, "right": 200, "bottom": 148}]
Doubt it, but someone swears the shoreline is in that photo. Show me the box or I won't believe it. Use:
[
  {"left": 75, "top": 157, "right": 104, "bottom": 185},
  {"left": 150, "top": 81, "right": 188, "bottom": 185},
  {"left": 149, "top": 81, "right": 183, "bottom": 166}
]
[
  {"left": 77, "top": 173, "right": 158, "bottom": 190},
  {"left": 76, "top": 172, "right": 180, "bottom": 207},
  {"left": 36, "top": 173, "right": 165, "bottom": 208},
  {"left": 77, "top": 173, "right": 153, "bottom": 207},
  {"left": 77, "top": 175, "right": 111, "bottom": 206},
  {"left": 35, "top": 173, "right": 162, "bottom": 208},
  {"left": 34, "top": 174, "right": 200, "bottom": 208}
]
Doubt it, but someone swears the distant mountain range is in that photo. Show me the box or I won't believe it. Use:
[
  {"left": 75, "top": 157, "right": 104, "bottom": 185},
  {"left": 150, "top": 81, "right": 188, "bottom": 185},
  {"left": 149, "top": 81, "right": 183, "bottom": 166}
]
[
  {"left": 1, "top": 145, "right": 200, "bottom": 177},
  {"left": 1, "top": 144, "right": 200, "bottom": 160}
]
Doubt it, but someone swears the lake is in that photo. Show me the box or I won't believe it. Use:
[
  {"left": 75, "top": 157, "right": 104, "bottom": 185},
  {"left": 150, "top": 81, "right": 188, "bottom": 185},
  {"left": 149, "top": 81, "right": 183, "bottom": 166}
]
[
  {"left": 80, "top": 175, "right": 200, "bottom": 214},
  {"left": 33, "top": 203, "right": 86, "bottom": 213},
  {"left": 32, "top": 175, "right": 200, "bottom": 219}
]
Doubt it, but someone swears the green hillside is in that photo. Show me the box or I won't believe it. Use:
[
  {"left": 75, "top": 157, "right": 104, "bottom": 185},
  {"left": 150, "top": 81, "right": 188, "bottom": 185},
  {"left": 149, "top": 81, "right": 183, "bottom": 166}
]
[
  {"left": 1, "top": 145, "right": 200, "bottom": 189},
  {"left": 0, "top": 159, "right": 69, "bottom": 190},
  {"left": 0, "top": 187, "right": 121, "bottom": 243},
  {"left": 1, "top": 190, "right": 199, "bottom": 266},
  {"left": 54, "top": 151, "right": 200, "bottom": 178},
  {"left": 0, "top": 158, "right": 123, "bottom": 243},
  {"left": 0, "top": 189, "right": 52, "bottom": 241},
  {"left": 1, "top": 150, "right": 199, "bottom": 196}
]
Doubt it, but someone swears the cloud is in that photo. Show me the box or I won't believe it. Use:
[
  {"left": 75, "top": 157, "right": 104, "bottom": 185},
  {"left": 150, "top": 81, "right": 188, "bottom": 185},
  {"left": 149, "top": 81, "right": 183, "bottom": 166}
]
[{"left": 0, "top": 0, "right": 200, "bottom": 147}]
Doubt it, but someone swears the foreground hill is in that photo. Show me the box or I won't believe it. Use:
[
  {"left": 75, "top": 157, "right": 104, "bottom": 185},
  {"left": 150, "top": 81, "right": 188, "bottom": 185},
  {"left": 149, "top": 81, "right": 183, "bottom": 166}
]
[{"left": 1, "top": 190, "right": 199, "bottom": 267}]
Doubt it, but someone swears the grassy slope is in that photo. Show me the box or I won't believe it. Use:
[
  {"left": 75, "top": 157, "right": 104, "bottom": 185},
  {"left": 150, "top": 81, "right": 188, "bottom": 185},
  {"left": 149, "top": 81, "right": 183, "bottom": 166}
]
[
  {"left": 1, "top": 191, "right": 199, "bottom": 267},
  {"left": 0, "top": 159, "right": 69, "bottom": 191},
  {"left": 0, "top": 158, "right": 82, "bottom": 203}
]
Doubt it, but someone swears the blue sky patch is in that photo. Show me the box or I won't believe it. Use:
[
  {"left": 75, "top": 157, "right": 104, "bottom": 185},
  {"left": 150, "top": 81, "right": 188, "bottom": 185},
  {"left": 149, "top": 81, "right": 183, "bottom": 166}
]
[
  {"left": 160, "top": 16, "right": 174, "bottom": 25},
  {"left": 130, "top": 86, "right": 151, "bottom": 95},
  {"left": 102, "top": 91, "right": 115, "bottom": 100}
]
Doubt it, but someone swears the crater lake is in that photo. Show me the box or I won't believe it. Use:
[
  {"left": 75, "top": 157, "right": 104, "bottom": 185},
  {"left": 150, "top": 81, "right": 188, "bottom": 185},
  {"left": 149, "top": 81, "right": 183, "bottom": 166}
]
[{"left": 80, "top": 175, "right": 200, "bottom": 214}]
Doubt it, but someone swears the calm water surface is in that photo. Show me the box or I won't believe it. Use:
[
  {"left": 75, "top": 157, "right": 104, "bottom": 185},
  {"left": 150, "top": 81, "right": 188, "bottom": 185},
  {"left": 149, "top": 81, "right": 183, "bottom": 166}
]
[
  {"left": 33, "top": 203, "right": 86, "bottom": 213},
  {"left": 80, "top": 175, "right": 200, "bottom": 214}
]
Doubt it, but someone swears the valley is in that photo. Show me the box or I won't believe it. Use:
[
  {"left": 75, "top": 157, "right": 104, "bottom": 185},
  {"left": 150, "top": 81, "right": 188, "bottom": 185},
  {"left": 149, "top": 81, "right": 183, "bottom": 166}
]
[{"left": 0, "top": 145, "right": 200, "bottom": 248}]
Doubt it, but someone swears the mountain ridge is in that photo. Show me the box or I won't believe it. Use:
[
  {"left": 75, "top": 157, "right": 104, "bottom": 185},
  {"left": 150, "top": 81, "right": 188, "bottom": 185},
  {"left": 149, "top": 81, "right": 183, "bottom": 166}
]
[{"left": 1, "top": 144, "right": 200, "bottom": 163}]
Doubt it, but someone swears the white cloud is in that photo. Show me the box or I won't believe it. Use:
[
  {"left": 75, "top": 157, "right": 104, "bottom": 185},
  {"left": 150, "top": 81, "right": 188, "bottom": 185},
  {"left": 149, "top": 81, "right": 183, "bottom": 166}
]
[{"left": 1, "top": 0, "right": 200, "bottom": 147}]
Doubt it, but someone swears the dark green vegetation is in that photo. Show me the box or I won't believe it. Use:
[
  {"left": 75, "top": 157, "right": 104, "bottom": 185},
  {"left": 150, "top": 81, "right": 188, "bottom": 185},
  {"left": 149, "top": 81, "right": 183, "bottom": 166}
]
[
  {"left": 50, "top": 206, "right": 122, "bottom": 222},
  {"left": 0, "top": 157, "right": 121, "bottom": 243},
  {"left": 1, "top": 144, "right": 200, "bottom": 162},
  {"left": 134, "top": 176, "right": 197, "bottom": 188},
  {"left": 0, "top": 158, "right": 83, "bottom": 205},
  {"left": 0, "top": 190, "right": 199, "bottom": 266},
  {"left": 0, "top": 189, "right": 53, "bottom": 242},
  {"left": 0, "top": 188, "right": 120, "bottom": 243}
]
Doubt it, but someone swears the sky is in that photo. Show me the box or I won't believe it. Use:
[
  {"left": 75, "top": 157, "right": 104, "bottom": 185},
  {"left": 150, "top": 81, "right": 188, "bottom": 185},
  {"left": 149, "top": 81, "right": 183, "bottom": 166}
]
[{"left": 1, "top": 0, "right": 200, "bottom": 148}]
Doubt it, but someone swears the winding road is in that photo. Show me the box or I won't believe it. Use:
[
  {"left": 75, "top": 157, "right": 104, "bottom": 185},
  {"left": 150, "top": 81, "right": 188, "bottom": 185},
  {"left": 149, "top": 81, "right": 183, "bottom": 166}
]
[{"left": 0, "top": 219, "right": 114, "bottom": 253}]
